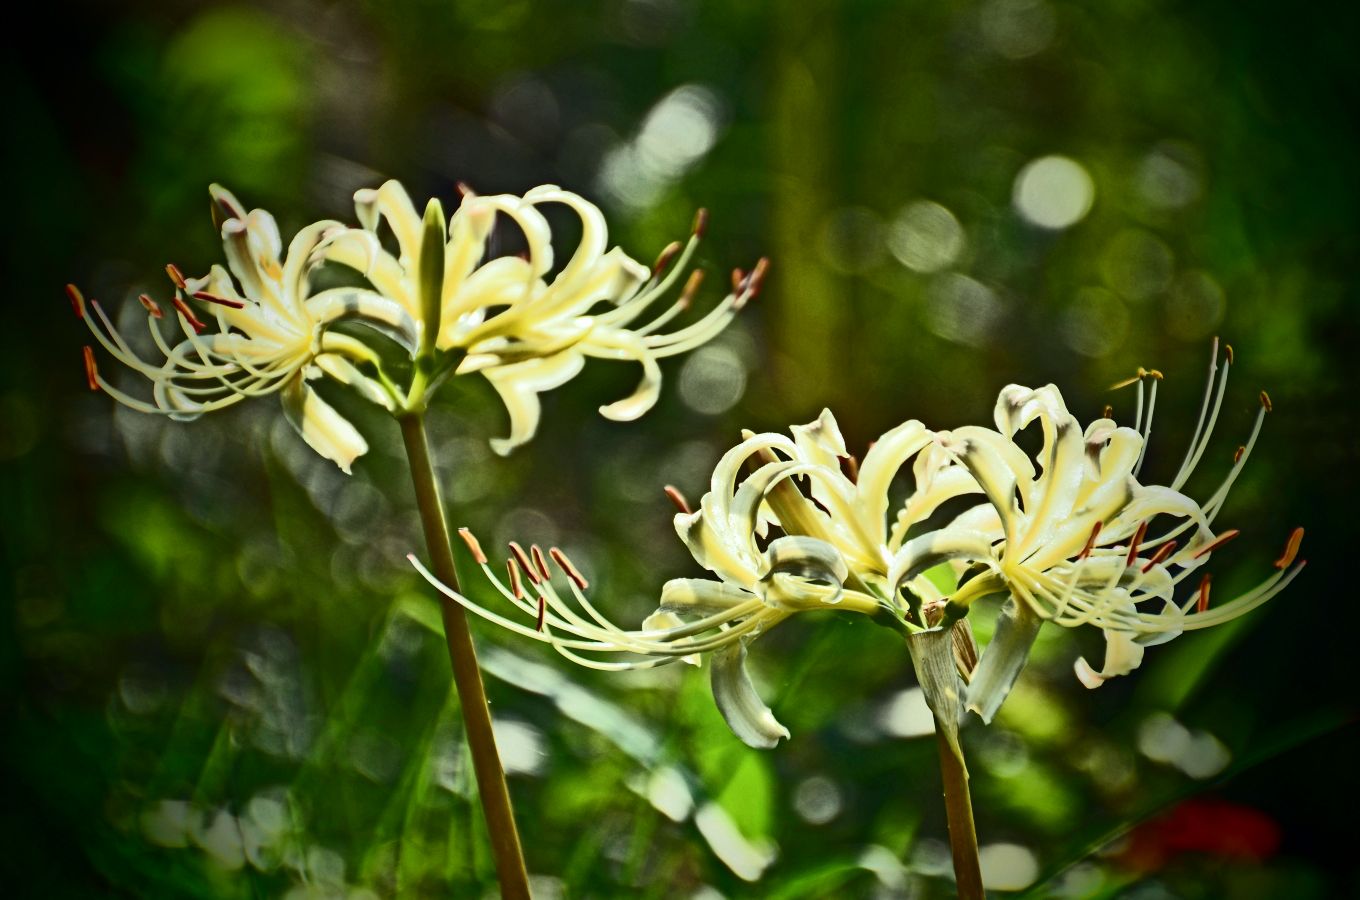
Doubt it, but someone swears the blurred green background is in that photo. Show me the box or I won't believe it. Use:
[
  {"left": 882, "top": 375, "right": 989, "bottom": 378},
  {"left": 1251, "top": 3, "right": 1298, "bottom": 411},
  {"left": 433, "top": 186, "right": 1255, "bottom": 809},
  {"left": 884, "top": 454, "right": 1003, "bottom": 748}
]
[{"left": 4, "top": 0, "right": 1358, "bottom": 896}]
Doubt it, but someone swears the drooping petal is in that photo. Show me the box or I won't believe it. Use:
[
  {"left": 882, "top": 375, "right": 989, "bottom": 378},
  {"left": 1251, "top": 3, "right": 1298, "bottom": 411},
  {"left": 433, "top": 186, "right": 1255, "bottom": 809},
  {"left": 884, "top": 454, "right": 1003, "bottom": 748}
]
[
  {"left": 482, "top": 351, "right": 586, "bottom": 455},
  {"left": 710, "top": 641, "right": 790, "bottom": 749},
  {"left": 280, "top": 374, "right": 368, "bottom": 473},
  {"left": 1074, "top": 628, "right": 1145, "bottom": 688},
  {"left": 588, "top": 330, "right": 663, "bottom": 422},
  {"left": 963, "top": 597, "right": 1043, "bottom": 724}
]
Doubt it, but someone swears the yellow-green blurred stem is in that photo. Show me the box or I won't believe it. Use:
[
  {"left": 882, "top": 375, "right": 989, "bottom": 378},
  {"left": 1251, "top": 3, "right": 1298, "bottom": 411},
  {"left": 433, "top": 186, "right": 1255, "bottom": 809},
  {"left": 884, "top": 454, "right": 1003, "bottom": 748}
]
[{"left": 398, "top": 412, "right": 530, "bottom": 899}]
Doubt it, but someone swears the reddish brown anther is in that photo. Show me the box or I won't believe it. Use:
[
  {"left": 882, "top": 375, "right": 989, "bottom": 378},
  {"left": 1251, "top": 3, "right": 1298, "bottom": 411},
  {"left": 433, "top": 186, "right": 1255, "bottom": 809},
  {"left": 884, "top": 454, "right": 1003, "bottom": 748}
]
[
  {"left": 663, "top": 485, "right": 692, "bottom": 515},
  {"left": 458, "top": 527, "right": 488, "bottom": 565},
  {"left": 193, "top": 290, "right": 246, "bottom": 310},
  {"left": 1224, "top": 343, "right": 1235, "bottom": 364},
  {"left": 1196, "top": 573, "right": 1213, "bottom": 613},
  {"left": 692, "top": 208, "right": 709, "bottom": 238},
  {"left": 171, "top": 296, "right": 208, "bottom": 333},
  {"left": 535, "top": 593, "right": 547, "bottom": 633},
  {"left": 652, "top": 241, "right": 682, "bottom": 277},
  {"left": 1233, "top": 445, "right": 1246, "bottom": 464},
  {"left": 1077, "top": 521, "right": 1103, "bottom": 561},
  {"left": 508, "top": 542, "right": 539, "bottom": 584},
  {"left": 731, "top": 268, "right": 744, "bottom": 292},
  {"left": 82, "top": 346, "right": 98, "bottom": 391},
  {"left": 1259, "top": 391, "right": 1273, "bottom": 412},
  {"left": 66, "top": 284, "right": 86, "bottom": 318},
  {"left": 456, "top": 181, "right": 474, "bottom": 198},
  {"left": 1274, "top": 527, "right": 1304, "bottom": 570},
  {"left": 507, "top": 558, "right": 525, "bottom": 600},
  {"left": 839, "top": 454, "right": 860, "bottom": 485},
  {"left": 746, "top": 257, "right": 770, "bottom": 296},
  {"left": 550, "top": 548, "right": 589, "bottom": 591},
  {"left": 165, "top": 264, "right": 187, "bottom": 289},
  {"left": 1142, "top": 540, "right": 1178, "bottom": 573},
  {"left": 1102, "top": 404, "right": 1114, "bottom": 419},
  {"left": 1193, "top": 528, "right": 1241, "bottom": 560},
  {"left": 679, "top": 269, "right": 705, "bottom": 309},
  {"left": 1125, "top": 521, "right": 1149, "bottom": 567},
  {"left": 138, "top": 294, "right": 164, "bottom": 318},
  {"left": 530, "top": 544, "right": 552, "bottom": 582}
]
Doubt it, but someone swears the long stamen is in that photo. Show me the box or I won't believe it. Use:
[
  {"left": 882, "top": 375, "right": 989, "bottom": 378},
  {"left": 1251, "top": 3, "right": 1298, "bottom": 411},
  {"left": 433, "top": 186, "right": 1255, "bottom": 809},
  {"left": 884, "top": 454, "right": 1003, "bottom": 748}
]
[
  {"left": 1171, "top": 346, "right": 1231, "bottom": 491},
  {"left": 1133, "top": 369, "right": 1162, "bottom": 476}
]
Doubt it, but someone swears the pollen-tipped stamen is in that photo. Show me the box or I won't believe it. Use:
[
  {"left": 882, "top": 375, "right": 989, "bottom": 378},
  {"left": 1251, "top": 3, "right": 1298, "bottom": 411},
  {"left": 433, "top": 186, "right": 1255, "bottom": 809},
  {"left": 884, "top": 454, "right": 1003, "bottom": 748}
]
[
  {"left": 82, "top": 346, "right": 98, "bottom": 391},
  {"left": 458, "top": 527, "right": 488, "bottom": 565},
  {"left": 1274, "top": 527, "right": 1304, "bottom": 570},
  {"left": 66, "top": 284, "right": 86, "bottom": 318},
  {"left": 1192, "top": 528, "right": 1240, "bottom": 560},
  {"left": 1196, "top": 573, "right": 1213, "bottom": 613},
  {"left": 664, "top": 485, "right": 692, "bottom": 515}
]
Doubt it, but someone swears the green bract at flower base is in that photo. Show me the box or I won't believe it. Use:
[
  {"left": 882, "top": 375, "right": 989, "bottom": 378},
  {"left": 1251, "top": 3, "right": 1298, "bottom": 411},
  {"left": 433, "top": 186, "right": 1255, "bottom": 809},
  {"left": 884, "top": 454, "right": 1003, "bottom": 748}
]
[
  {"left": 315, "top": 181, "right": 766, "bottom": 454},
  {"left": 73, "top": 182, "right": 763, "bottom": 469},
  {"left": 71, "top": 185, "right": 415, "bottom": 473}
]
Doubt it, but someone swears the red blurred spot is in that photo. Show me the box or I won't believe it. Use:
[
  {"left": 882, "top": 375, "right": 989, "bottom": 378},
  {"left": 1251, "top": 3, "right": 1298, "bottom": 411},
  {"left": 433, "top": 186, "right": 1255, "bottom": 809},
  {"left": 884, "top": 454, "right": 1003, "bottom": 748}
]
[{"left": 1121, "top": 797, "right": 1281, "bottom": 872}]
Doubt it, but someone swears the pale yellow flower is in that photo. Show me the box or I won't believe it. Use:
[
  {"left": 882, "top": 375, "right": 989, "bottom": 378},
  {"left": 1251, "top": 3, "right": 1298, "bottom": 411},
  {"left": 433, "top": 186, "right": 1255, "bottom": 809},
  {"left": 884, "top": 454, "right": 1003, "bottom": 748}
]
[
  {"left": 73, "top": 185, "right": 413, "bottom": 472},
  {"left": 409, "top": 409, "right": 976, "bottom": 748},
  {"left": 318, "top": 181, "right": 764, "bottom": 454},
  {"left": 911, "top": 341, "right": 1306, "bottom": 721}
]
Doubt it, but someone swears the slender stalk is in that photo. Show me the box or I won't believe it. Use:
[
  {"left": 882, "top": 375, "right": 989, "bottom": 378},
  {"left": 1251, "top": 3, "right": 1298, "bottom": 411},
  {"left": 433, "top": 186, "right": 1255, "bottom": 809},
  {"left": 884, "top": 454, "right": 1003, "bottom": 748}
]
[
  {"left": 934, "top": 717, "right": 984, "bottom": 900},
  {"left": 398, "top": 412, "right": 531, "bottom": 899}
]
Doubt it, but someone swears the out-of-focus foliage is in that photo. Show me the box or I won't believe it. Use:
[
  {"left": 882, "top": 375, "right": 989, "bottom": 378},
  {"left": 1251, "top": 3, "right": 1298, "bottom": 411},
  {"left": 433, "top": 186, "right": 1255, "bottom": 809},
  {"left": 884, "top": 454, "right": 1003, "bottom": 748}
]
[{"left": 4, "top": 0, "right": 1357, "bottom": 896}]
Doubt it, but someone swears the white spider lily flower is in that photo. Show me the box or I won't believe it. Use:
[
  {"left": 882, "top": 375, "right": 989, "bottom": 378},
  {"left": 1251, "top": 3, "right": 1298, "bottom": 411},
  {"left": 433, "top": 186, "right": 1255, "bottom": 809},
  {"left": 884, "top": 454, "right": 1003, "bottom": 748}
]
[
  {"left": 317, "top": 180, "right": 765, "bottom": 454},
  {"left": 73, "top": 185, "right": 415, "bottom": 473},
  {"left": 409, "top": 410, "right": 994, "bottom": 749},
  {"left": 898, "top": 340, "right": 1306, "bottom": 722}
]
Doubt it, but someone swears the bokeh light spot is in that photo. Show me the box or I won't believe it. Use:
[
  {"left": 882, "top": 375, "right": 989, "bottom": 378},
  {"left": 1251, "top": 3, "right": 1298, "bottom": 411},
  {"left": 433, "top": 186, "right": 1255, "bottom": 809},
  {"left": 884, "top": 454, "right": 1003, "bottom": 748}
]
[
  {"left": 1062, "top": 287, "right": 1130, "bottom": 357},
  {"left": 888, "top": 201, "right": 966, "bottom": 273},
  {"left": 1013, "top": 155, "right": 1095, "bottom": 229},
  {"left": 678, "top": 345, "right": 747, "bottom": 415},
  {"left": 925, "top": 273, "right": 1004, "bottom": 346}
]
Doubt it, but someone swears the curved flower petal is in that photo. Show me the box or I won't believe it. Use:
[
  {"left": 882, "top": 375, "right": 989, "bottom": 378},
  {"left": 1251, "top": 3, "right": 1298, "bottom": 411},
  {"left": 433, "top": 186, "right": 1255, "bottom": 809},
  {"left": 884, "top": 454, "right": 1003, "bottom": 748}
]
[
  {"left": 281, "top": 374, "right": 368, "bottom": 473},
  {"left": 483, "top": 351, "right": 586, "bottom": 455},
  {"left": 710, "top": 641, "right": 790, "bottom": 749},
  {"left": 1074, "top": 628, "right": 1145, "bottom": 689},
  {"left": 964, "top": 598, "right": 1043, "bottom": 723}
]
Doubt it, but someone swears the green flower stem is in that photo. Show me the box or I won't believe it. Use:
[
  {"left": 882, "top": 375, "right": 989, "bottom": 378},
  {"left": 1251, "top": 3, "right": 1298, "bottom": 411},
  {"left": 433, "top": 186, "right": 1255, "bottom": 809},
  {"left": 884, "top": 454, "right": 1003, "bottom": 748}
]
[
  {"left": 934, "top": 718, "right": 984, "bottom": 900},
  {"left": 398, "top": 411, "right": 530, "bottom": 900}
]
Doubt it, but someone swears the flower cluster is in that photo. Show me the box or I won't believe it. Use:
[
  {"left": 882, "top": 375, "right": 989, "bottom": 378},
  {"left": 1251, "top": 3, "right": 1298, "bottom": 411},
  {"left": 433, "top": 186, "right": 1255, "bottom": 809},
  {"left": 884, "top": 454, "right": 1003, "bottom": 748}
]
[
  {"left": 72, "top": 182, "right": 759, "bottom": 467},
  {"left": 412, "top": 340, "right": 1304, "bottom": 746},
  {"left": 72, "top": 186, "right": 412, "bottom": 472},
  {"left": 314, "top": 181, "right": 766, "bottom": 454}
]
